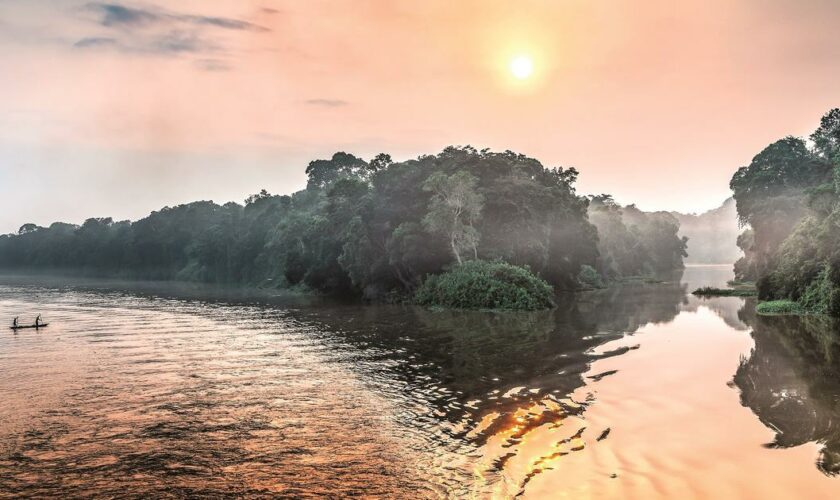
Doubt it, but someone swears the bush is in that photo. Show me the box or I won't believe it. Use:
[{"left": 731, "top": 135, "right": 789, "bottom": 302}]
[
  {"left": 577, "top": 264, "right": 605, "bottom": 289},
  {"left": 414, "top": 260, "right": 555, "bottom": 311},
  {"left": 800, "top": 266, "right": 833, "bottom": 314},
  {"left": 756, "top": 300, "right": 803, "bottom": 315}
]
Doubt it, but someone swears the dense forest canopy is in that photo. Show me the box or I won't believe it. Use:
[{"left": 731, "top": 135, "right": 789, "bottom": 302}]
[
  {"left": 0, "top": 146, "right": 688, "bottom": 300},
  {"left": 731, "top": 108, "right": 840, "bottom": 315},
  {"left": 587, "top": 195, "right": 687, "bottom": 280}
]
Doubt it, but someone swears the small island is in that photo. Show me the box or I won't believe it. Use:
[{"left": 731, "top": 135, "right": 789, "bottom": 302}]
[{"left": 692, "top": 287, "right": 757, "bottom": 297}]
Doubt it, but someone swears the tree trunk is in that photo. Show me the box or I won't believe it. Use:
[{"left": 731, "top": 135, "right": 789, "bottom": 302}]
[{"left": 451, "top": 233, "right": 462, "bottom": 264}]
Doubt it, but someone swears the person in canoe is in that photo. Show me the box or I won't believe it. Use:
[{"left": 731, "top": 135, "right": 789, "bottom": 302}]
[
  {"left": 12, "top": 316, "right": 18, "bottom": 328},
  {"left": 35, "top": 314, "right": 42, "bottom": 327}
]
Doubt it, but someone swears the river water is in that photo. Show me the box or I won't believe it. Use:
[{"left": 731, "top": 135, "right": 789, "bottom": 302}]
[{"left": 1, "top": 265, "right": 839, "bottom": 498}]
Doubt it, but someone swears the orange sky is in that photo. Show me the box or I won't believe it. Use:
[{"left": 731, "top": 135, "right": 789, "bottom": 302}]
[{"left": 1, "top": 0, "right": 839, "bottom": 232}]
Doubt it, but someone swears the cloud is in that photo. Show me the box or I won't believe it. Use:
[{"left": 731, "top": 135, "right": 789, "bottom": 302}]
[
  {"left": 94, "top": 3, "right": 158, "bottom": 27},
  {"left": 73, "top": 36, "right": 118, "bottom": 48},
  {"left": 152, "top": 31, "right": 213, "bottom": 54},
  {"left": 86, "top": 3, "right": 268, "bottom": 32},
  {"left": 305, "top": 99, "right": 349, "bottom": 108},
  {"left": 194, "top": 58, "right": 232, "bottom": 72},
  {"left": 74, "top": 2, "right": 267, "bottom": 58},
  {"left": 73, "top": 31, "right": 215, "bottom": 54},
  {"left": 181, "top": 15, "right": 265, "bottom": 31}
]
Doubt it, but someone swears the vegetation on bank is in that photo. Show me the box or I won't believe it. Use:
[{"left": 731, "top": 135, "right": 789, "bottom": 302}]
[
  {"left": 731, "top": 108, "right": 840, "bottom": 317},
  {"left": 692, "top": 287, "right": 757, "bottom": 297},
  {"left": 414, "top": 260, "right": 555, "bottom": 311},
  {"left": 577, "top": 265, "right": 605, "bottom": 289},
  {"left": 0, "top": 146, "right": 688, "bottom": 309},
  {"left": 756, "top": 300, "right": 803, "bottom": 315}
]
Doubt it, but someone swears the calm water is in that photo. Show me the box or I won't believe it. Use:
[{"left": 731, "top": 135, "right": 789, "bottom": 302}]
[{"left": 1, "top": 266, "right": 840, "bottom": 498}]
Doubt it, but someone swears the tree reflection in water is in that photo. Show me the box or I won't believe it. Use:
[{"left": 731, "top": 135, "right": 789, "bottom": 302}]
[
  {"left": 290, "top": 277, "right": 689, "bottom": 494},
  {"left": 735, "top": 304, "right": 840, "bottom": 475},
  {"left": 5, "top": 268, "right": 840, "bottom": 496}
]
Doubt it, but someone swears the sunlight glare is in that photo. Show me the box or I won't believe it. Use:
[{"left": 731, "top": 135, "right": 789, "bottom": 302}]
[{"left": 509, "top": 55, "right": 534, "bottom": 80}]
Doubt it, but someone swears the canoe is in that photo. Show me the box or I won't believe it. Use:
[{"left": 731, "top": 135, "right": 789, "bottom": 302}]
[{"left": 10, "top": 323, "right": 49, "bottom": 330}]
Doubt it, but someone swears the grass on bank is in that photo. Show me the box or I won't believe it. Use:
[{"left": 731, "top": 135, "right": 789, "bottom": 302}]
[
  {"left": 692, "top": 286, "right": 757, "bottom": 297},
  {"left": 415, "top": 260, "right": 555, "bottom": 311},
  {"left": 756, "top": 300, "right": 803, "bottom": 315}
]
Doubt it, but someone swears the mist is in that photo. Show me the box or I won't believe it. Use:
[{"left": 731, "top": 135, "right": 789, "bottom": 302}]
[{"left": 672, "top": 198, "right": 743, "bottom": 265}]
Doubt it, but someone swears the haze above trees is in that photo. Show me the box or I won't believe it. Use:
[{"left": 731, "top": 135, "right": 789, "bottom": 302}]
[{"left": 672, "top": 198, "right": 741, "bottom": 265}]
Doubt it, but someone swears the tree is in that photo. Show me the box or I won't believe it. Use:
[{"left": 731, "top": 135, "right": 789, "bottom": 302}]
[
  {"left": 422, "top": 171, "right": 484, "bottom": 264},
  {"left": 304, "top": 152, "right": 370, "bottom": 189},
  {"left": 730, "top": 108, "right": 840, "bottom": 315},
  {"left": 811, "top": 108, "right": 840, "bottom": 159},
  {"left": 0, "top": 145, "right": 685, "bottom": 299},
  {"left": 730, "top": 136, "right": 832, "bottom": 280},
  {"left": 588, "top": 196, "right": 687, "bottom": 278},
  {"left": 369, "top": 153, "right": 393, "bottom": 172},
  {"left": 18, "top": 223, "right": 40, "bottom": 235},
  {"left": 245, "top": 189, "right": 272, "bottom": 205}
]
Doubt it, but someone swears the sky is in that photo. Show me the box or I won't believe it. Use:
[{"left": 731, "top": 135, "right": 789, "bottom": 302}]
[{"left": 1, "top": 0, "right": 839, "bottom": 233}]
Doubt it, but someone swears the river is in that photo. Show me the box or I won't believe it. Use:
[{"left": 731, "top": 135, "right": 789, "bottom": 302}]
[{"left": 1, "top": 265, "right": 839, "bottom": 498}]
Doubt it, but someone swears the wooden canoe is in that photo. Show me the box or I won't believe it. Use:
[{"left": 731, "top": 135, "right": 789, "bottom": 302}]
[{"left": 10, "top": 323, "right": 49, "bottom": 330}]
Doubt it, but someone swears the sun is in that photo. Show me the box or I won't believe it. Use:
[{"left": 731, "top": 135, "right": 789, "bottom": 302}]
[{"left": 509, "top": 55, "right": 534, "bottom": 80}]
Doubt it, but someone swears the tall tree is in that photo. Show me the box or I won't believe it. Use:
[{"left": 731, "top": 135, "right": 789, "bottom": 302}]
[{"left": 422, "top": 171, "right": 484, "bottom": 264}]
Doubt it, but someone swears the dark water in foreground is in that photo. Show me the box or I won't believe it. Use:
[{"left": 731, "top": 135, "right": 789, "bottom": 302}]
[{"left": 1, "top": 266, "right": 840, "bottom": 498}]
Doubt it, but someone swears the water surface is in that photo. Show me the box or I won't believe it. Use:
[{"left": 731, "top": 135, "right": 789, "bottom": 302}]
[{"left": 1, "top": 266, "right": 839, "bottom": 497}]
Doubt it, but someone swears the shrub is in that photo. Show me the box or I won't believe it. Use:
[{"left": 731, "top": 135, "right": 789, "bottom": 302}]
[
  {"left": 756, "top": 300, "right": 803, "bottom": 315},
  {"left": 414, "top": 260, "right": 555, "bottom": 311},
  {"left": 577, "top": 264, "right": 605, "bottom": 289},
  {"left": 800, "top": 266, "right": 833, "bottom": 314}
]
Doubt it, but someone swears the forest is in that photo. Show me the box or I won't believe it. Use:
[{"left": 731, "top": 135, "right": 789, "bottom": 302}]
[
  {"left": 0, "top": 147, "right": 688, "bottom": 307},
  {"left": 731, "top": 108, "right": 840, "bottom": 316}
]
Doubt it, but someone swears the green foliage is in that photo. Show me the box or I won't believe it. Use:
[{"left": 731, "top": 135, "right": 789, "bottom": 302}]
[
  {"left": 757, "top": 300, "right": 803, "bottom": 315},
  {"left": 692, "top": 287, "right": 756, "bottom": 297},
  {"left": 730, "top": 134, "right": 834, "bottom": 282},
  {"left": 733, "top": 228, "right": 757, "bottom": 281},
  {"left": 335, "top": 146, "right": 601, "bottom": 293},
  {"left": 810, "top": 108, "right": 840, "bottom": 159},
  {"left": 730, "top": 109, "right": 840, "bottom": 317},
  {"left": 577, "top": 264, "right": 604, "bottom": 289},
  {"left": 800, "top": 266, "right": 833, "bottom": 314},
  {"left": 422, "top": 171, "right": 484, "bottom": 264},
  {"left": 0, "top": 146, "right": 610, "bottom": 298},
  {"left": 587, "top": 195, "right": 687, "bottom": 280},
  {"left": 414, "top": 260, "right": 555, "bottom": 310},
  {"left": 304, "top": 152, "right": 372, "bottom": 189}
]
